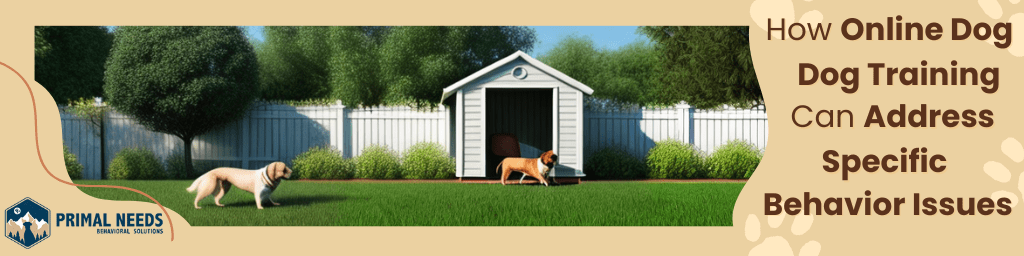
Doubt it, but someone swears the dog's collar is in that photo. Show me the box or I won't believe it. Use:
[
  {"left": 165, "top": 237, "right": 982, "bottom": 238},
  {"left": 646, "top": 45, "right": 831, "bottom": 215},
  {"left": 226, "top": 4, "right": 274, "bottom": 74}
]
[
  {"left": 537, "top": 159, "right": 552, "bottom": 176},
  {"left": 260, "top": 165, "right": 276, "bottom": 189}
]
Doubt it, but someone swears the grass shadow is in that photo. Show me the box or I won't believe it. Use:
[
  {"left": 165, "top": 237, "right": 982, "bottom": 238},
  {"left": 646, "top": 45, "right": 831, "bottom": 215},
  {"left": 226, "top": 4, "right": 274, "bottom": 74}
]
[{"left": 216, "top": 193, "right": 355, "bottom": 208}]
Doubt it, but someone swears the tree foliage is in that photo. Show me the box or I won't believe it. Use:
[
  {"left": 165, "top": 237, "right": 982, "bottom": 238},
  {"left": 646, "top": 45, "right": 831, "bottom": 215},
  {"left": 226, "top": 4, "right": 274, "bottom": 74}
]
[
  {"left": 376, "top": 26, "right": 537, "bottom": 107},
  {"left": 64, "top": 97, "right": 107, "bottom": 133},
  {"left": 639, "top": 26, "right": 760, "bottom": 109},
  {"left": 540, "top": 35, "right": 661, "bottom": 106},
  {"left": 328, "top": 26, "right": 386, "bottom": 107},
  {"left": 256, "top": 26, "right": 332, "bottom": 100},
  {"left": 260, "top": 26, "right": 536, "bottom": 108},
  {"left": 104, "top": 26, "right": 259, "bottom": 177},
  {"left": 539, "top": 35, "right": 601, "bottom": 90},
  {"left": 377, "top": 26, "right": 463, "bottom": 107},
  {"left": 35, "top": 26, "right": 113, "bottom": 104}
]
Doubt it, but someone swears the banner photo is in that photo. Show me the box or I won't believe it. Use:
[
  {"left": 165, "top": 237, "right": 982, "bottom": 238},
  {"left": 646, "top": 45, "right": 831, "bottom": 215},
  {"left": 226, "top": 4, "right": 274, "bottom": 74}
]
[{"left": 1, "top": 0, "right": 1019, "bottom": 255}]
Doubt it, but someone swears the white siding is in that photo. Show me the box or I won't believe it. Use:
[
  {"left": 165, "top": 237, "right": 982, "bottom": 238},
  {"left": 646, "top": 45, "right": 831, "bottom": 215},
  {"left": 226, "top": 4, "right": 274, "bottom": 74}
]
[
  {"left": 461, "top": 83, "right": 486, "bottom": 177},
  {"left": 555, "top": 84, "right": 582, "bottom": 176}
]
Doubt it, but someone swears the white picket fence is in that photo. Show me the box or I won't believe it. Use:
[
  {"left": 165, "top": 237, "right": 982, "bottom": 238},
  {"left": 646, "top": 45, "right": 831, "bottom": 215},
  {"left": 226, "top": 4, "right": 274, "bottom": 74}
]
[
  {"left": 61, "top": 101, "right": 766, "bottom": 179},
  {"left": 583, "top": 105, "right": 768, "bottom": 160}
]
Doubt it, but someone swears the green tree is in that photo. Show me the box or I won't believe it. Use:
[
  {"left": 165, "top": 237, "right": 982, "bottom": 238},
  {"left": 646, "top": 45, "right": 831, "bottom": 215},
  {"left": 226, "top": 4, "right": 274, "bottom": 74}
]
[
  {"left": 254, "top": 26, "right": 534, "bottom": 107},
  {"left": 377, "top": 26, "right": 536, "bottom": 107},
  {"left": 328, "top": 27, "right": 386, "bottom": 107},
  {"left": 378, "top": 26, "right": 461, "bottom": 107},
  {"left": 35, "top": 26, "right": 113, "bottom": 104},
  {"left": 104, "top": 26, "right": 259, "bottom": 177},
  {"left": 538, "top": 35, "right": 603, "bottom": 90},
  {"left": 603, "top": 40, "right": 661, "bottom": 105},
  {"left": 256, "top": 26, "right": 332, "bottom": 100},
  {"left": 639, "top": 26, "right": 761, "bottom": 109},
  {"left": 258, "top": 26, "right": 393, "bottom": 102},
  {"left": 540, "top": 36, "right": 660, "bottom": 105}
]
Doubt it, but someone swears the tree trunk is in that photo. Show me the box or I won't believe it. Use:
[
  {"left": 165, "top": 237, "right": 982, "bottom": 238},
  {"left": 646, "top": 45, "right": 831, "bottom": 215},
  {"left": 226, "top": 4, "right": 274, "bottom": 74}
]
[{"left": 182, "top": 136, "right": 195, "bottom": 178}]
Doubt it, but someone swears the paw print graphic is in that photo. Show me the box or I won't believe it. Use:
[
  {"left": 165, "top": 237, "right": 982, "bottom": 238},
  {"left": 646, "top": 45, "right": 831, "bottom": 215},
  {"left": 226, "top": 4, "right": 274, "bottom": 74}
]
[
  {"left": 745, "top": 214, "right": 821, "bottom": 256},
  {"left": 983, "top": 137, "right": 1024, "bottom": 207},
  {"left": 749, "top": 0, "right": 824, "bottom": 40},
  {"left": 976, "top": 0, "right": 1024, "bottom": 56}
]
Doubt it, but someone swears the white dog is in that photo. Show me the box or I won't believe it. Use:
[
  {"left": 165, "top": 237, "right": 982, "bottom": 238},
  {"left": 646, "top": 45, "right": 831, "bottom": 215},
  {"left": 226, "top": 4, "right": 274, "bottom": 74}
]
[{"left": 186, "top": 162, "right": 292, "bottom": 209}]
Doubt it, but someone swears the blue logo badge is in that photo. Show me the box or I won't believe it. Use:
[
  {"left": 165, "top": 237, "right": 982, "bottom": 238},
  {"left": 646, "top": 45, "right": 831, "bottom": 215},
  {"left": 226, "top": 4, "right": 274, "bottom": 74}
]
[{"left": 5, "top": 198, "right": 50, "bottom": 249}]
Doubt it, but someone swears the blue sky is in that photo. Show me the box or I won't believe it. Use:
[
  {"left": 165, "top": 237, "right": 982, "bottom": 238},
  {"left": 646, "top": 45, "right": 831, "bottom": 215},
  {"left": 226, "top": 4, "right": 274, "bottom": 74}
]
[{"left": 242, "top": 26, "right": 647, "bottom": 58}]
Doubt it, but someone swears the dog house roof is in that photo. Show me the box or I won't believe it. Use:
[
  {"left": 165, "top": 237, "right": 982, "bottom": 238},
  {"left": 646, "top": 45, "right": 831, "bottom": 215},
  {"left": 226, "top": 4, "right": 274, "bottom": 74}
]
[{"left": 440, "top": 50, "right": 594, "bottom": 102}]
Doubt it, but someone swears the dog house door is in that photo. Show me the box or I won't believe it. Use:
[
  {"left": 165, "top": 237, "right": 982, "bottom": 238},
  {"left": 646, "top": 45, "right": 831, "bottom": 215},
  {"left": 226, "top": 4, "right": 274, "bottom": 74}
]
[{"left": 484, "top": 88, "right": 554, "bottom": 179}]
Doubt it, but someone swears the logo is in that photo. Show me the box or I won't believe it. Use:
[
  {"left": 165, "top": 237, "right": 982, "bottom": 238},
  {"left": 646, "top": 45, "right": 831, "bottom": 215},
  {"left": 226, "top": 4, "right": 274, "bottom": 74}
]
[{"left": 5, "top": 198, "right": 50, "bottom": 249}]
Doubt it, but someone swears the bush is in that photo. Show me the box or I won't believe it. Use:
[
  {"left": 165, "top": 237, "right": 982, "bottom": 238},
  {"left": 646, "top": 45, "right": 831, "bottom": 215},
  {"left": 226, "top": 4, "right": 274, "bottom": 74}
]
[
  {"left": 401, "top": 142, "right": 455, "bottom": 179},
  {"left": 584, "top": 146, "right": 647, "bottom": 180},
  {"left": 356, "top": 145, "right": 402, "bottom": 179},
  {"left": 292, "top": 146, "right": 355, "bottom": 179},
  {"left": 645, "top": 139, "right": 704, "bottom": 179},
  {"left": 63, "top": 144, "right": 83, "bottom": 179},
  {"left": 109, "top": 147, "right": 165, "bottom": 180},
  {"left": 705, "top": 140, "right": 762, "bottom": 179}
]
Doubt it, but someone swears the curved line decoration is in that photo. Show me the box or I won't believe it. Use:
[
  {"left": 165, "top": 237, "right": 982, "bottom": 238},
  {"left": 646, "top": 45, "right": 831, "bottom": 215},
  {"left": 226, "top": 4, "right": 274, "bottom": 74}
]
[{"left": 1, "top": 61, "right": 176, "bottom": 242}]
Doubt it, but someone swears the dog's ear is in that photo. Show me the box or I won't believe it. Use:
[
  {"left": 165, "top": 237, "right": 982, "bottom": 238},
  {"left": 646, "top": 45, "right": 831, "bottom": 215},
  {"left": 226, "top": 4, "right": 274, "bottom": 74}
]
[
  {"left": 273, "top": 162, "right": 286, "bottom": 180},
  {"left": 541, "top": 151, "right": 556, "bottom": 165},
  {"left": 265, "top": 163, "right": 275, "bottom": 180}
]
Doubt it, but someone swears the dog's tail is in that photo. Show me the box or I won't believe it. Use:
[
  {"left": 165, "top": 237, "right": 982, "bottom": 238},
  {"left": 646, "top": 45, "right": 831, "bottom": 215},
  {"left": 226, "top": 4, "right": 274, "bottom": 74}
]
[
  {"left": 185, "top": 173, "right": 208, "bottom": 193},
  {"left": 495, "top": 161, "right": 503, "bottom": 174}
]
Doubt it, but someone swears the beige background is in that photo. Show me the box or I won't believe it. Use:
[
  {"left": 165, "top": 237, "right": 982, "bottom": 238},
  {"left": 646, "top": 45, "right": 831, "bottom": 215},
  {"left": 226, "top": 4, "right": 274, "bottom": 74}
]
[{"left": 1, "top": 0, "right": 1020, "bottom": 254}]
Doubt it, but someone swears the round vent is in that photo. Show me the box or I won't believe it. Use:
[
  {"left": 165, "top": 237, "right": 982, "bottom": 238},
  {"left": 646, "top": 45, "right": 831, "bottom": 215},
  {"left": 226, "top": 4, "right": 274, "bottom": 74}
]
[{"left": 512, "top": 66, "right": 528, "bottom": 80}]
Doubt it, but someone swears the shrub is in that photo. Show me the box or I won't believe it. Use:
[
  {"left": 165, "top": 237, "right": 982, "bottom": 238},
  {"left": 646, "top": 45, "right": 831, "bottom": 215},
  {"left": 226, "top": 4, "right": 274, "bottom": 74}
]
[
  {"left": 292, "top": 146, "right": 355, "bottom": 179},
  {"left": 705, "top": 140, "right": 762, "bottom": 179},
  {"left": 63, "top": 144, "right": 83, "bottom": 179},
  {"left": 645, "top": 139, "right": 704, "bottom": 179},
  {"left": 401, "top": 142, "right": 455, "bottom": 179},
  {"left": 584, "top": 146, "right": 647, "bottom": 180},
  {"left": 109, "top": 147, "right": 165, "bottom": 180},
  {"left": 356, "top": 145, "right": 401, "bottom": 179}
]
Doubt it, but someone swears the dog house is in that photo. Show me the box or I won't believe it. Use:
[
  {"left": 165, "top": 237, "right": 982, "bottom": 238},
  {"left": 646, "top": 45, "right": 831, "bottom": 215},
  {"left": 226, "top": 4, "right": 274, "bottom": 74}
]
[{"left": 441, "top": 51, "right": 593, "bottom": 180}]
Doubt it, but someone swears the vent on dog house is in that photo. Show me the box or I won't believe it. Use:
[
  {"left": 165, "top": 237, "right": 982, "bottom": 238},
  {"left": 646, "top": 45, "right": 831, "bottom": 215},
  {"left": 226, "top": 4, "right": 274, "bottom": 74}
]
[{"left": 441, "top": 51, "right": 594, "bottom": 181}]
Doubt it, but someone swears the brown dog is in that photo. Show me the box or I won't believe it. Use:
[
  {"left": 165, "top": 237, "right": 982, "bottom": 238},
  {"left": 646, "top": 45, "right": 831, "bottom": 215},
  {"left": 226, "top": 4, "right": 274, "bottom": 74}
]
[
  {"left": 186, "top": 162, "right": 293, "bottom": 209},
  {"left": 495, "top": 150, "right": 558, "bottom": 186}
]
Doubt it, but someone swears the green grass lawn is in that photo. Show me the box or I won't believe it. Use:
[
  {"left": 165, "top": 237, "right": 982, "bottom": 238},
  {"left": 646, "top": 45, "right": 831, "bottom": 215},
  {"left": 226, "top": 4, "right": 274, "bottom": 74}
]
[{"left": 75, "top": 180, "right": 743, "bottom": 226}]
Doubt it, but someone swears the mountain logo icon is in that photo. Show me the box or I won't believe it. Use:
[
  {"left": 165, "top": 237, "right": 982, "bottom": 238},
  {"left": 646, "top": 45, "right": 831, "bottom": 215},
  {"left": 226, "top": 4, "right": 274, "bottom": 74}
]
[{"left": 5, "top": 198, "right": 50, "bottom": 249}]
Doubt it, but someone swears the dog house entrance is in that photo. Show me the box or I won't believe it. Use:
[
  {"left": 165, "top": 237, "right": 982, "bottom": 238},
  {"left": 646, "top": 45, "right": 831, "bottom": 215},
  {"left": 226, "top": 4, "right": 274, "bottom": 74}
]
[{"left": 485, "top": 88, "right": 554, "bottom": 179}]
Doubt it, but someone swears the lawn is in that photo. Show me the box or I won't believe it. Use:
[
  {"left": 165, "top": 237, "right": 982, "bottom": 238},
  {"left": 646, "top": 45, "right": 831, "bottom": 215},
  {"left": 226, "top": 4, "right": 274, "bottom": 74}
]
[{"left": 75, "top": 181, "right": 743, "bottom": 226}]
